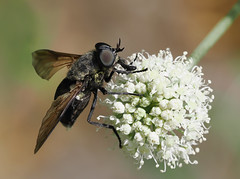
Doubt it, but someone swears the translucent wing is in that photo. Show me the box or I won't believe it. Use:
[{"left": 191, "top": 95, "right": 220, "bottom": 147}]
[
  {"left": 34, "top": 82, "right": 83, "bottom": 154},
  {"left": 32, "top": 49, "right": 81, "bottom": 80}
]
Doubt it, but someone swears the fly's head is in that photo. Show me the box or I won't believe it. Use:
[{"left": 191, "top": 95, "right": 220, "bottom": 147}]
[{"left": 95, "top": 39, "right": 124, "bottom": 68}]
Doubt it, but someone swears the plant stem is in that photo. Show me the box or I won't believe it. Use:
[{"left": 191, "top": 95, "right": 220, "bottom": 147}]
[{"left": 190, "top": 1, "right": 240, "bottom": 66}]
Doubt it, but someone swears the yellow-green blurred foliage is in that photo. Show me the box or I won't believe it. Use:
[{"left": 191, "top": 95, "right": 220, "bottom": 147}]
[{"left": 0, "top": 0, "right": 240, "bottom": 178}]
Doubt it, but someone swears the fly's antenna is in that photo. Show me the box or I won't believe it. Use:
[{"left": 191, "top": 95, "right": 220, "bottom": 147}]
[{"left": 115, "top": 38, "right": 124, "bottom": 53}]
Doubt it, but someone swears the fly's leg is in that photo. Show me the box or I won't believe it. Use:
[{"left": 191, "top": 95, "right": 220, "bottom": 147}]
[
  {"left": 114, "top": 68, "right": 147, "bottom": 75},
  {"left": 99, "top": 86, "right": 143, "bottom": 97},
  {"left": 87, "top": 90, "right": 122, "bottom": 148}
]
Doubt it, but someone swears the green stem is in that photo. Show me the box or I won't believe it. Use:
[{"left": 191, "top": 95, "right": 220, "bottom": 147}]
[{"left": 190, "top": 1, "right": 240, "bottom": 66}]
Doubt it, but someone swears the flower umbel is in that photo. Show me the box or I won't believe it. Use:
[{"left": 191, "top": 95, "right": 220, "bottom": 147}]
[{"left": 99, "top": 49, "right": 214, "bottom": 172}]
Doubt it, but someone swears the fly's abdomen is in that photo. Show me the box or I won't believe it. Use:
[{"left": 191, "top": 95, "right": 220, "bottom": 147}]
[{"left": 60, "top": 90, "right": 91, "bottom": 128}]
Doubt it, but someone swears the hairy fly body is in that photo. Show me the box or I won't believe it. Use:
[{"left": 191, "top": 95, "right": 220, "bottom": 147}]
[{"left": 32, "top": 39, "right": 147, "bottom": 154}]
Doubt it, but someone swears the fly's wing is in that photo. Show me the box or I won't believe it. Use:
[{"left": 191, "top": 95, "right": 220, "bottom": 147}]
[
  {"left": 32, "top": 49, "right": 81, "bottom": 80},
  {"left": 53, "top": 78, "right": 92, "bottom": 128},
  {"left": 34, "top": 82, "right": 83, "bottom": 154}
]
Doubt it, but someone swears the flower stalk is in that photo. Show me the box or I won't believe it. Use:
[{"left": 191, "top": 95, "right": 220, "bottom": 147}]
[{"left": 190, "top": 0, "right": 240, "bottom": 66}]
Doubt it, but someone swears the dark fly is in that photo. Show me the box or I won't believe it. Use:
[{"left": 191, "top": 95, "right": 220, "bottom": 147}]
[{"left": 32, "top": 39, "right": 147, "bottom": 154}]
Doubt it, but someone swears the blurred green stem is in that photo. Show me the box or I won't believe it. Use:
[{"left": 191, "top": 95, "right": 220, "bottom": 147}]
[{"left": 190, "top": 0, "right": 240, "bottom": 66}]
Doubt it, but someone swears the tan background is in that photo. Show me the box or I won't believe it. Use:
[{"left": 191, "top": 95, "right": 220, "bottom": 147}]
[{"left": 0, "top": 0, "right": 240, "bottom": 178}]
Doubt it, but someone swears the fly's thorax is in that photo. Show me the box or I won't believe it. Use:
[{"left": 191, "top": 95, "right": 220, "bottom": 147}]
[
  {"left": 94, "top": 71, "right": 105, "bottom": 83},
  {"left": 86, "top": 70, "right": 105, "bottom": 90},
  {"left": 67, "top": 51, "right": 97, "bottom": 81}
]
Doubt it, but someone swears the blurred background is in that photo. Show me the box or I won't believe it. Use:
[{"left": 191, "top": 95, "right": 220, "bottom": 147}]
[{"left": 0, "top": 0, "right": 240, "bottom": 178}]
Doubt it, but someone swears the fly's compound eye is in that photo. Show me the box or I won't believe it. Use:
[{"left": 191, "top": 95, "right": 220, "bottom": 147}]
[{"left": 100, "top": 49, "right": 115, "bottom": 67}]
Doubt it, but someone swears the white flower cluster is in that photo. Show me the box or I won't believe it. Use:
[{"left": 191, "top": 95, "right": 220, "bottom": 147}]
[{"left": 99, "top": 49, "right": 214, "bottom": 172}]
